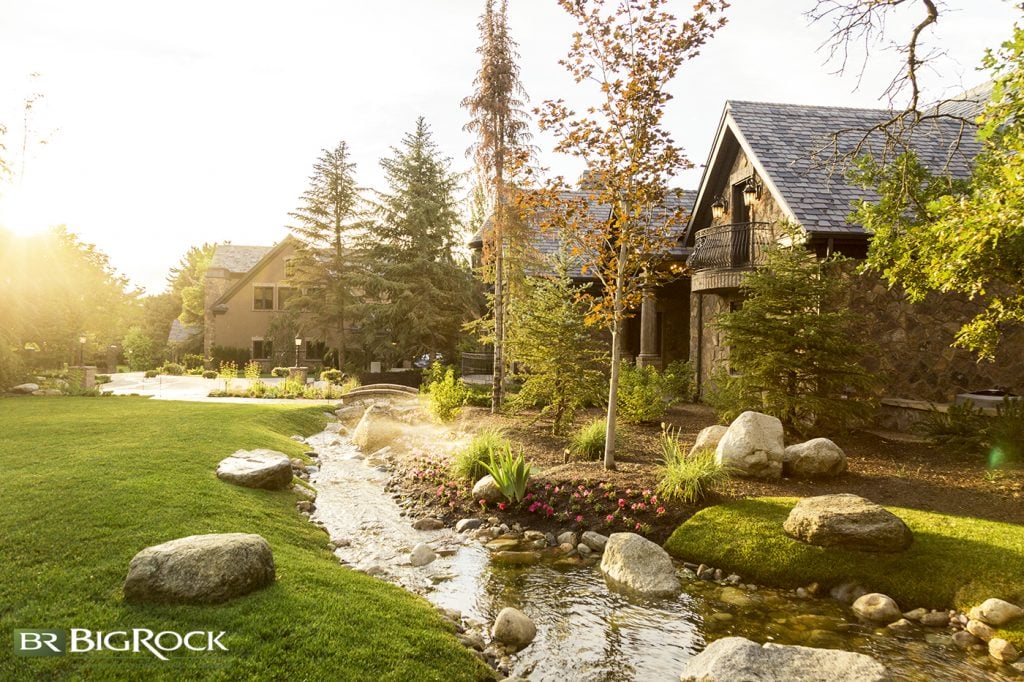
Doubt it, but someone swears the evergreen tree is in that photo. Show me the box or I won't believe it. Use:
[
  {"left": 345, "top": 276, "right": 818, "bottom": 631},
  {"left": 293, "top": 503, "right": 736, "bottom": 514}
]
[
  {"left": 359, "top": 118, "right": 477, "bottom": 364},
  {"left": 287, "top": 141, "right": 363, "bottom": 370},
  {"left": 463, "top": 0, "right": 532, "bottom": 412},
  {"left": 715, "top": 241, "right": 876, "bottom": 434},
  {"left": 506, "top": 261, "right": 606, "bottom": 435},
  {"left": 166, "top": 243, "right": 215, "bottom": 345}
]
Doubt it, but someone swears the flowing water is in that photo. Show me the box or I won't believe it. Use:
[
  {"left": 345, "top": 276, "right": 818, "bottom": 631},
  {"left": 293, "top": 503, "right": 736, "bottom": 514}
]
[{"left": 307, "top": 426, "right": 1016, "bottom": 681}]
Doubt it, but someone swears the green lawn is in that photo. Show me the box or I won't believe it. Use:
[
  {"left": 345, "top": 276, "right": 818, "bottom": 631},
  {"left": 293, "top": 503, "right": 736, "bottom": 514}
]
[
  {"left": 0, "top": 397, "right": 490, "bottom": 681},
  {"left": 665, "top": 497, "right": 1024, "bottom": 646}
]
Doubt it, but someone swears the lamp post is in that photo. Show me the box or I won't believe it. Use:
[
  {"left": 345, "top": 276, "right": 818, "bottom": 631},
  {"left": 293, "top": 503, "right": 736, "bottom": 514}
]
[
  {"left": 294, "top": 338, "right": 302, "bottom": 367},
  {"left": 78, "top": 336, "right": 86, "bottom": 366}
]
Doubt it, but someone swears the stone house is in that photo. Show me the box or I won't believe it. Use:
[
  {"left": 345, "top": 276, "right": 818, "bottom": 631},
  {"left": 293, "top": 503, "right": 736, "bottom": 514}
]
[
  {"left": 681, "top": 94, "right": 1024, "bottom": 404},
  {"left": 203, "top": 236, "right": 329, "bottom": 370}
]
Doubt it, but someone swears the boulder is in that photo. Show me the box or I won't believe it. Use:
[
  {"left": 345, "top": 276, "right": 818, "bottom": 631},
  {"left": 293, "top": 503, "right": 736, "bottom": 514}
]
[
  {"left": 852, "top": 593, "right": 902, "bottom": 623},
  {"left": 123, "top": 533, "right": 274, "bottom": 604},
  {"left": 969, "top": 598, "right": 1024, "bottom": 627},
  {"left": 351, "top": 403, "right": 405, "bottom": 452},
  {"left": 689, "top": 425, "right": 728, "bottom": 456},
  {"left": 556, "top": 531, "right": 579, "bottom": 547},
  {"left": 714, "top": 411, "right": 785, "bottom": 479},
  {"left": 599, "top": 532, "right": 680, "bottom": 598},
  {"left": 783, "top": 494, "right": 913, "bottom": 553},
  {"left": 32, "top": 388, "right": 64, "bottom": 396},
  {"left": 411, "top": 517, "right": 444, "bottom": 531},
  {"left": 679, "top": 637, "right": 888, "bottom": 682},
  {"left": 783, "top": 438, "right": 847, "bottom": 478},
  {"left": 490, "top": 607, "right": 536, "bottom": 651},
  {"left": 216, "top": 449, "right": 294, "bottom": 490},
  {"left": 409, "top": 543, "right": 437, "bottom": 567},
  {"left": 989, "top": 638, "right": 1020, "bottom": 663},
  {"left": 919, "top": 611, "right": 950, "bottom": 628},
  {"left": 11, "top": 383, "right": 39, "bottom": 394},
  {"left": 581, "top": 531, "right": 609, "bottom": 552},
  {"left": 472, "top": 475, "right": 504, "bottom": 504},
  {"left": 967, "top": 619, "right": 996, "bottom": 642}
]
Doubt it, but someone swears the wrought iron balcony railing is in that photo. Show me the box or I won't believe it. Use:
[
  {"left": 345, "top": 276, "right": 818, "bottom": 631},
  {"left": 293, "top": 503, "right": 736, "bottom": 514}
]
[{"left": 687, "top": 222, "right": 776, "bottom": 272}]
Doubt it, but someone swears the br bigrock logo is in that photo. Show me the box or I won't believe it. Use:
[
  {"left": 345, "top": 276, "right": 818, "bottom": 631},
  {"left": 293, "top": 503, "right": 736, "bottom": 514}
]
[{"left": 13, "top": 629, "right": 228, "bottom": 660}]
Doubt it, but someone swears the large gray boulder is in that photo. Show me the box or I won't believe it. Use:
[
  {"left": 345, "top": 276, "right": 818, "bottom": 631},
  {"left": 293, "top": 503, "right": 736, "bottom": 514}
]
[
  {"left": 216, "top": 449, "right": 294, "bottom": 490},
  {"left": 351, "top": 403, "right": 406, "bottom": 452},
  {"left": 123, "top": 533, "right": 275, "bottom": 604},
  {"left": 679, "top": 637, "right": 888, "bottom": 682},
  {"left": 783, "top": 494, "right": 913, "bottom": 553},
  {"left": 11, "top": 383, "right": 39, "bottom": 394},
  {"left": 715, "top": 411, "right": 785, "bottom": 479},
  {"left": 689, "top": 425, "right": 728, "bottom": 456},
  {"left": 472, "top": 474, "right": 504, "bottom": 504},
  {"left": 600, "top": 532, "right": 680, "bottom": 597},
  {"left": 491, "top": 607, "right": 536, "bottom": 650},
  {"left": 783, "top": 438, "right": 847, "bottom": 478},
  {"left": 969, "top": 598, "right": 1024, "bottom": 627}
]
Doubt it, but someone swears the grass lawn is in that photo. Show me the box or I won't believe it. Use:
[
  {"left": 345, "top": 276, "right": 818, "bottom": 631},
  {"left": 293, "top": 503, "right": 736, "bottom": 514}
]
[
  {"left": 665, "top": 497, "right": 1024, "bottom": 646},
  {"left": 0, "top": 397, "right": 490, "bottom": 681}
]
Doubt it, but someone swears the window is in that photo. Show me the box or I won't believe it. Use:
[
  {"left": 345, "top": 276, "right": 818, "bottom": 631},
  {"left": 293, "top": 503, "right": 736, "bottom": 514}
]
[
  {"left": 253, "top": 286, "right": 274, "bottom": 310},
  {"left": 253, "top": 339, "right": 273, "bottom": 360},
  {"left": 277, "top": 286, "right": 294, "bottom": 310}
]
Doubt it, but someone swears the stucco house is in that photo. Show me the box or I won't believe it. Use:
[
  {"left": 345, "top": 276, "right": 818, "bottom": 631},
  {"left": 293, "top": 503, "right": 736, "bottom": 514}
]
[{"left": 203, "top": 236, "right": 328, "bottom": 369}]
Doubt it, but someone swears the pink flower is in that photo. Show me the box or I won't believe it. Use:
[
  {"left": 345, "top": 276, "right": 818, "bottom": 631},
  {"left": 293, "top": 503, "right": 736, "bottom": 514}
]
[
  {"left": 656, "top": 506, "right": 666, "bottom": 515},
  {"left": 498, "top": 502, "right": 507, "bottom": 511},
  {"left": 649, "top": 496, "right": 658, "bottom": 505},
  {"left": 630, "top": 503, "right": 638, "bottom": 511},
  {"left": 479, "top": 499, "right": 487, "bottom": 508},
  {"left": 575, "top": 515, "right": 584, "bottom": 523},
  {"left": 606, "top": 514, "right": 615, "bottom": 523},
  {"left": 545, "top": 506, "right": 554, "bottom": 517},
  {"left": 635, "top": 522, "right": 642, "bottom": 530},
  {"left": 642, "top": 489, "right": 651, "bottom": 497},
  {"left": 637, "top": 503, "right": 647, "bottom": 511},
  {"left": 553, "top": 486, "right": 560, "bottom": 494},
  {"left": 617, "top": 498, "right": 626, "bottom": 508},
  {"left": 529, "top": 502, "right": 541, "bottom": 513},
  {"left": 545, "top": 484, "right": 552, "bottom": 490}
]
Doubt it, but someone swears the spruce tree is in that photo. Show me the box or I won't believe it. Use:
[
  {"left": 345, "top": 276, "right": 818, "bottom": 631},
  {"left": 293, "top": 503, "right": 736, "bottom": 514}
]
[
  {"left": 287, "top": 141, "right": 363, "bottom": 370},
  {"left": 359, "top": 118, "right": 477, "bottom": 365},
  {"left": 715, "top": 242, "right": 876, "bottom": 434}
]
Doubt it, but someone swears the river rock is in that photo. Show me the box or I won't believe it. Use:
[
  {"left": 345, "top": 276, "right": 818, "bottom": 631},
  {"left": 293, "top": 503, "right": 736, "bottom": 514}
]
[
  {"left": 852, "top": 593, "right": 902, "bottom": 623},
  {"left": 783, "top": 438, "right": 847, "bottom": 478},
  {"left": 11, "top": 382, "right": 39, "bottom": 394},
  {"left": 216, "top": 449, "right": 294, "bottom": 490},
  {"left": 412, "top": 517, "right": 444, "bottom": 531},
  {"left": 490, "top": 607, "right": 536, "bottom": 651},
  {"left": 456, "top": 518, "right": 483, "bottom": 533},
  {"left": 492, "top": 551, "right": 541, "bottom": 566},
  {"left": 678, "top": 636, "right": 888, "bottom": 682},
  {"left": 557, "top": 531, "right": 578, "bottom": 547},
  {"left": 919, "top": 611, "right": 950, "bottom": 628},
  {"left": 783, "top": 494, "right": 913, "bottom": 553},
  {"left": 952, "top": 630, "right": 981, "bottom": 649},
  {"left": 351, "top": 403, "right": 405, "bottom": 452},
  {"left": 600, "top": 532, "right": 680, "bottom": 597},
  {"left": 33, "top": 388, "right": 63, "bottom": 396},
  {"left": 409, "top": 543, "right": 437, "bottom": 567},
  {"left": 969, "top": 598, "right": 1024, "bottom": 626},
  {"left": 714, "top": 411, "right": 785, "bottom": 479},
  {"left": 989, "top": 638, "right": 1020, "bottom": 663},
  {"left": 967, "top": 619, "right": 996, "bottom": 641},
  {"left": 720, "top": 586, "right": 757, "bottom": 608},
  {"left": 581, "top": 531, "right": 609, "bottom": 552},
  {"left": 689, "top": 424, "right": 728, "bottom": 456},
  {"left": 123, "top": 533, "right": 274, "bottom": 604},
  {"left": 887, "top": 618, "right": 915, "bottom": 632},
  {"left": 472, "top": 475, "right": 504, "bottom": 504}
]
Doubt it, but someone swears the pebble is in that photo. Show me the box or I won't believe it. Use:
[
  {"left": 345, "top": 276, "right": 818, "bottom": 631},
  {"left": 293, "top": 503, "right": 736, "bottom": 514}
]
[
  {"left": 410, "top": 543, "right": 437, "bottom": 567},
  {"left": 887, "top": 618, "right": 915, "bottom": 633},
  {"left": 412, "top": 517, "right": 444, "bottom": 531}
]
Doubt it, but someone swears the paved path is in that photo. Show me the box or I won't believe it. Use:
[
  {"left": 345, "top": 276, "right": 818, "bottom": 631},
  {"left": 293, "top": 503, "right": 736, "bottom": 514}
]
[{"left": 104, "top": 372, "right": 338, "bottom": 405}]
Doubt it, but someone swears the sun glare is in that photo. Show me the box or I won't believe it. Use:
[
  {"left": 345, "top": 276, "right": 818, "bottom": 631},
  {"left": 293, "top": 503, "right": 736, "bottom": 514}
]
[{"left": 0, "top": 188, "right": 54, "bottom": 237}]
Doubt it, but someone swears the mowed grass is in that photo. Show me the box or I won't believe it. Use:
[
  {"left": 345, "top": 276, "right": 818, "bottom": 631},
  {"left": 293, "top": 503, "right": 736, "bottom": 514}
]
[
  {"left": 0, "top": 397, "right": 490, "bottom": 681},
  {"left": 665, "top": 497, "right": 1024, "bottom": 646}
]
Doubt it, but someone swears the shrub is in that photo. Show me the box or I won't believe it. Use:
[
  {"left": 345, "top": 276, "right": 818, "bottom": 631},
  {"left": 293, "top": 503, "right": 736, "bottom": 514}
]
[
  {"left": 271, "top": 367, "right": 290, "bottom": 378},
  {"left": 161, "top": 363, "right": 185, "bottom": 376},
  {"left": 481, "top": 445, "right": 531, "bottom": 503},
  {"left": 617, "top": 364, "right": 666, "bottom": 424},
  {"left": 420, "top": 361, "right": 451, "bottom": 393},
  {"left": 656, "top": 425, "right": 728, "bottom": 504},
  {"left": 920, "top": 401, "right": 987, "bottom": 453},
  {"left": 243, "top": 361, "right": 261, "bottom": 381},
  {"left": 94, "top": 374, "right": 112, "bottom": 385},
  {"left": 320, "top": 368, "right": 344, "bottom": 385},
  {"left": 662, "top": 360, "right": 696, "bottom": 404},
  {"left": 143, "top": 370, "right": 158, "bottom": 378},
  {"left": 0, "top": 339, "right": 26, "bottom": 390},
  {"left": 990, "top": 397, "right": 1024, "bottom": 464},
  {"left": 218, "top": 361, "right": 238, "bottom": 392},
  {"left": 340, "top": 376, "right": 360, "bottom": 394},
  {"left": 702, "top": 367, "right": 755, "bottom": 425},
  {"left": 210, "top": 345, "right": 251, "bottom": 366},
  {"left": 427, "top": 368, "right": 470, "bottom": 422},
  {"left": 568, "top": 418, "right": 608, "bottom": 461},
  {"left": 465, "top": 384, "right": 492, "bottom": 407},
  {"left": 202, "top": 370, "right": 218, "bottom": 379},
  {"left": 452, "top": 429, "right": 511, "bottom": 481},
  {"left": 182, "top": 353, "right": 206, "bottom": 370}
]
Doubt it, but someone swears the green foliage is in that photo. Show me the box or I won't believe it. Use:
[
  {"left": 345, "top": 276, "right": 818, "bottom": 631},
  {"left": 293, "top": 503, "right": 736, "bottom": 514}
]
[
  {"left": 121, "top": 326, "right": 155, "bottom": 371},
  {"left": 452, "top": 429, "right": 511, "bottom": 481},
  {"left": 715, "top": 242, "right": 877, "bottom": 433},
  {"left": 143, "top": 370, "right": 158, "bottom": 378},
  {"left": 506, "top": 266, "right": 607, "bottom": 434},
  {"left": 662, "top": 359, "right": 696, "bottom": 404},
  {"left": 426, "top": 367, "right": 470, "bottom": 422},
  {"left": 852, "top": 21, "right": 1024, "bottom": 360},
  {"left": 420, "top": 361, "right": 450, "bottom": 392},
  {"left": 161, "top": 362, "right": 184, "bottom": 376},
  {"left": 272, "top": 367, "right": 290, "bottom": 378},
  {"left": 202, "top": 370, "right": 217, "bottom": 379},
  {"left": 480, "top": 445, "right": 532, "bottom": 504},
  {"left": 465, "top": 383, "right": 492, "bottom": 407},
  {"left": 320, "top": 368, "right": 344, "bottom": 385},
  {"left": 182, "top": 353, "right": 206, "bottom": 370},
  {"left": 94, "top": 374, "right": 111, "bottom": 385},
  {"left": 243, "top": 360, "right": 261, "bottom": 381},
  {"left": 616, "top": 363, "right": 666, "bottom": 424},
  {"left": 656, "top": 425, "right": 728, "bottom": 504},
  {"left": 211, "top": 345, "right": 251, "bottom": 366},
  {"left": 702, "top": 367, "right": 756, "bottom": 425},
  {"left": 991, "top": 398, "right": 1024, "bottom": 463},
  {"left": 920, "top": 401, "right": 988, "bottom": 453},
  {"left": 167, "top": 243, "right": 215, "bottom": 333},
  {"left": 568, "top": 418, "right": 608, "bottom": 461},
  {"left": 0, "top": 335, "right": 26, "bottom": 390},
  {"left": 340, "top": 376, "right": 361, "bottom": 394}
]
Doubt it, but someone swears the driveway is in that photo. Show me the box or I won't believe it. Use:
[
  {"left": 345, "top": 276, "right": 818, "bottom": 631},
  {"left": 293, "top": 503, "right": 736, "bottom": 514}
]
[{"left": 104, "top": 372, "right": 338, "bottom": 405}]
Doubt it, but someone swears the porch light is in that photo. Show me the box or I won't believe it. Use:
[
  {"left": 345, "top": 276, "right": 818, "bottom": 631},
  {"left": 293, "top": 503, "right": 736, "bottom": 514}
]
[
  {"left": 742, "top": 176, "right": 762, "bottom": 207},
  {"left": 294, "top": 338, "right": 302, "bottom": 367},
  {"left": 711, "top": 195, "right": 727, "bottom": 219}
]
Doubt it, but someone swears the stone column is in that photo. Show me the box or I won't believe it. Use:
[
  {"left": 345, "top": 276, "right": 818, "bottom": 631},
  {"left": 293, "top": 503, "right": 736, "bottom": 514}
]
[{"left": 636, "top": 287, "right": 662, "bottom": 370}]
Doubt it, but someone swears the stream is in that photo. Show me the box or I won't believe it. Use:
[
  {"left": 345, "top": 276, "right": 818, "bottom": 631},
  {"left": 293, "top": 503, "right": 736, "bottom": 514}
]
[{"left": 305, "top": 425, "right": 1015, "bottom": 681}]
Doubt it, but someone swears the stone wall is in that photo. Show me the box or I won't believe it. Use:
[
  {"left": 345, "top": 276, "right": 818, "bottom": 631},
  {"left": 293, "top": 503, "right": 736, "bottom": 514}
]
[{"left": 690, "top": 289, "right": 743, "bottom": 392}]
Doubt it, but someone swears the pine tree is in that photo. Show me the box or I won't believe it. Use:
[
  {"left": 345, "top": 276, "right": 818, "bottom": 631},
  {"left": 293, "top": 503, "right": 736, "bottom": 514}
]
[
  {"left": 715, "top": 242, "right": 876, "bottom": 434},
  {"left": 506, "top": 260, "right": 606, "bottom": 434},
  {"left": 287, "top": 141, "right": 363, "bottom": 370},
  {"left": 359, "top": 118, "right": 477, "bottom": 365},
  {"left": 462, "top": 0, "right": 532, "bottom": 413}
]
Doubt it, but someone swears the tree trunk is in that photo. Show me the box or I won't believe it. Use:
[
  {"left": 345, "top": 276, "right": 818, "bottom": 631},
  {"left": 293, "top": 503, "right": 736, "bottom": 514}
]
[
  {"left": 604, "top": 317, "right": 621, "bottom": 471},
  {"left": 491, "top": 127, "right": 506, "bottom": 414}
]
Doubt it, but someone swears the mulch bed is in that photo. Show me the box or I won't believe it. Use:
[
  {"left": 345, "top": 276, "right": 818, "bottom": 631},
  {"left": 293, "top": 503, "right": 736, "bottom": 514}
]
[{"left": 389, "top": 403, "right": 1024, "bottom": 544}]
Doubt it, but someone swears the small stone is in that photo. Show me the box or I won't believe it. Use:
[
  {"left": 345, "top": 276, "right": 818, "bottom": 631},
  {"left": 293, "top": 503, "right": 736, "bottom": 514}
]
[
  {"left": 726, "top": 573, "right": 742, "bottom": 585},
  {"left": 887, "top": 618, "right": 915, "bottom": 632},
  {"left": 720, "top": 586, "right": 756, "bottom": 608},
  {"left": 458, "top": 633, "right": 485, "bottom": 651},
  {"left": 952, "top": 630, "right": 981, "bottom": 649},
  {"left": 296, "top": 500, "right": 314, "bottom": 513},
  {"left": 558, "top": 542, "right": 575, "bottom": 553},
  {"left": 291, "top": 435, "right": 305, "bottom": 442},
  {"left": 852, "top": 593, "right": 902, "bottom": 623},
  {"left": 581, "top": 531, "right": 608, "bottom": 552},
  {"left": 557, "top": 531, "right": 578, "bottom": 547},
  {"left": 989, "top": 638, "right": 1020, "bottom": 663},
  {"left": 290, "top": 458, "right": 305, "bottom": 469},
  {"left": 456, "top": 518, "right": 483, "bottom": 533},
  {"left": 490, "top": 607, "right": 536, "bottom": 651},
  {"left": 714, "top": 568, "right": 724, "bottom": 581},
  {"left": 545, "top": 532, "right": 557, "bottom": 547},
  {"left": 523, "top": 530, "right": 546, "bottom": 541},
  {"left": 795, "top": 588, "right": 809, "bottom": 599},
  {"left": 966, "top": 619, "right": 995, "bottom": 642},
  {"left": 577, "top": 543, "right": 592, "bottom": 558},
  {"left": 412, "top": 517, "right": 444, "bottom": 531},
  {"left": 919, "top": 611, "right": 950, "bottom": 628},
  {"left": 970, "top": 598, "right": 1024, "bottom": 627},
  {"left": 410, "top": 543, "right": 437, "bottom": 567},
  {"left": 902, "top": 608, "right": 928, "bottom": 622}
]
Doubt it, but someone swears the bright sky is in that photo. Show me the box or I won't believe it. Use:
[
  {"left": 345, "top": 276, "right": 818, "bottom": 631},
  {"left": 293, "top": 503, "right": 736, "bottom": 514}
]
[{"left": 0, "top": 0, "right": 1016, "bottom": 294}]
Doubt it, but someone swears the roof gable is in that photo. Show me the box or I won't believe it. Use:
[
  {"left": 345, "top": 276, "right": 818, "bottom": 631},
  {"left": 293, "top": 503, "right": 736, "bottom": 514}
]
[
  {"left": 210, "top": 244, "right": 274, "bottom": 273},
  {"left": 213, "top": 235, "right": 298, "bottom": 306}
]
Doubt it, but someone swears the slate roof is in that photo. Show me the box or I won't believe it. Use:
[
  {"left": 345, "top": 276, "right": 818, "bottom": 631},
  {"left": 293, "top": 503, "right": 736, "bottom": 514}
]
[
  {"left": 209, "top": 244, "right": 274, "bottom": 274},
  {"left": 470, "top": 189, "right": 697, "bottom": 278},
  {"left": 167, "top": 318, "right": 200, "bottom": 344},
  {"left": 725, "top": 95, "right": 985, "bottom": 235}
]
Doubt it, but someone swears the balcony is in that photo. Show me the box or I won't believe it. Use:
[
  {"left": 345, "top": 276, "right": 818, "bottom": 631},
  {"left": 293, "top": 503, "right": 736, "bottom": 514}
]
[{"left": 687, "top": 221, "right": 776, "bottom": 292}]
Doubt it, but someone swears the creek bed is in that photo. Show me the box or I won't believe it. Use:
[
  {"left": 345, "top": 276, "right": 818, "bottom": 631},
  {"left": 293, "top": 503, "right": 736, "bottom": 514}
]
[{"left": 307, "top": 428, "right": 1014, "bottom": 681}]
